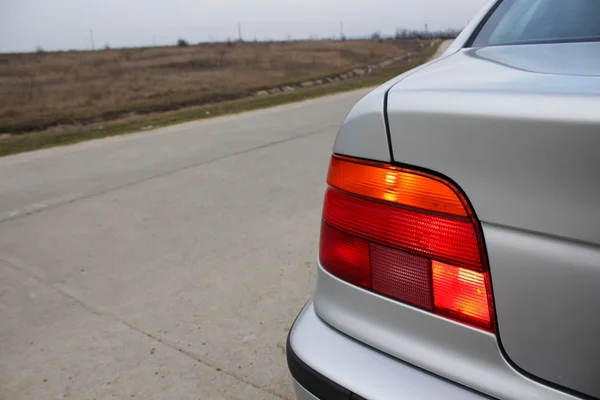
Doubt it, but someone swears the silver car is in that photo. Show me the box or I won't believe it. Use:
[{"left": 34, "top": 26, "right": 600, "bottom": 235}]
[{"left": 286, "top": 1, "right": 600, "bottom": 399}]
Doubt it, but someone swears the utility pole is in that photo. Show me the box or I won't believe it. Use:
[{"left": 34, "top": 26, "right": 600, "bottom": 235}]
[
  {"left": 153, "top": 35, "right": 156, "bottom": 46},
  {"left": 89, "top": 29, "right": 95, "bottom": 50},
  {"left": 238, "top": 22, "right": 243, "bottom": 42},
  {"left": 340, "top": 22, "right": 344, "bottom": 39}
]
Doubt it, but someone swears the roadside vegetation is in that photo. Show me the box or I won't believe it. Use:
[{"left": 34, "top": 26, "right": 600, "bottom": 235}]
[
  {"left": 0, "top": 39, "right": 441, "bottom": 157},
  {"left": 1, "top": 39, "right": 426, "bottom": 134}
]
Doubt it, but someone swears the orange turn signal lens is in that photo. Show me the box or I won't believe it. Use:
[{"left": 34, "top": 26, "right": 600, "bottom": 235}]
[
  {"left": 432, "top": 261, "right": 493, "bottom": 330},
  {"left": 327, "top": 155, "right": 469, "bottom": 217}
]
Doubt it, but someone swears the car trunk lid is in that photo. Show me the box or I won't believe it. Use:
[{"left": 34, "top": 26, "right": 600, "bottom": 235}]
[{"left": 386, "top": 43, "right": 600, "bottom": 398}]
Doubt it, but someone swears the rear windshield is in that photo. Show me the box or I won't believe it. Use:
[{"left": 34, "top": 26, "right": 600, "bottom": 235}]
[{"left": 471, "top": 0, "right": 600, "bottom": 47}]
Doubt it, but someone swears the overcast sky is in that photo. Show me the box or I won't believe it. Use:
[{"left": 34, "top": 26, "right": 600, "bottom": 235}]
[{"left": 1, "top": 0, "right": 488, "bottom": 52}]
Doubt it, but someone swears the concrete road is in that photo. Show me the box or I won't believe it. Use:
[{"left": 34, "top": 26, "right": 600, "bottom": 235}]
[{"left": 0, "top": 89, "right": 371, "bottom": 400}]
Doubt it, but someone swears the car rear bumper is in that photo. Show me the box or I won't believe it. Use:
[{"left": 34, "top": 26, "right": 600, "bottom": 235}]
[
  {"left": 287, "top": 301, "right": 491, "bottom": 400},
  {"left": 291, "top": 379, "right": 329, "bottom": 400}
]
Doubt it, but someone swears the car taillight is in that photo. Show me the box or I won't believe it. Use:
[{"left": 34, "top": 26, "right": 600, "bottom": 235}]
[{"left": 320, "top": 155, "right": 495, "bottom": 331}]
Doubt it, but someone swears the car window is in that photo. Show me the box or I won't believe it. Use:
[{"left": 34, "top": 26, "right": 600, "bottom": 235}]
[{"left": 472, "top": 0, "right": 600, "bottom": 47}]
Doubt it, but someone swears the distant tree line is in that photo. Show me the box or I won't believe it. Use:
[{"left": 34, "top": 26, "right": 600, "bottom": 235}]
[
  {"left": 175, "top": 28, "right": 461, "bottom": 48},
  {"left": 25, "top": 27, "right": 462, "bottom": 55},
  {"left": 394, "top": 28, "right": 462, "bottom": 40}
]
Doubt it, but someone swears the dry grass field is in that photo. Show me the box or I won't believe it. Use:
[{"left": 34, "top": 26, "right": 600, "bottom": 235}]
[{"left": 0, "top": 39, "right": 424, "bottom": 134}]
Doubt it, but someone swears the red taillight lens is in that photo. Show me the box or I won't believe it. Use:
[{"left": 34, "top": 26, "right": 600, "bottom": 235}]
[
  {"left": 320, "top": 222, "right": 371, "bottom": 288},
  {"left": 320, "top": 155, "right": 495, "bottom": 331},
  {"left": 323, "top": 189, "right": 482, "bottom": 270},
  {"left": 432, "top": 261, "right": 491, "bottom": 328}
]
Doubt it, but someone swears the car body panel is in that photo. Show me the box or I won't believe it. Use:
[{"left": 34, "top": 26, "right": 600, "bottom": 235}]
[
  {"left": 387, "top": 78, "right": 600, "bottom": 245},
  {"left": 484, "top": 223, "right": 600, "bottom": 397},
  {"left": 292, "top": 380, "right": 320, "bottom": 400},
  {"left": 332, "top": 54, "right": 456, "bottom": 163},
  {"left": 289, "top": 301, "right": 490, "bottom": 400},
  {"left": 384, "top": 43, "right": 600, "bottom": 397},
  {"left": 313, "top": 264, "right": 579, "bottom": 400},
  {"left": 332, "top": 85, "right": 391, "bottom": 163},
  {"left": 472, "top": 42, "right": 600, "bottom": 77}
]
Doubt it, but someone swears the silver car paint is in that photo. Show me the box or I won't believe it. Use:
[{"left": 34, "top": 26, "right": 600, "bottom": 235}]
[
  {"left": 384, "top": 43, "right": 600, "bottom": 398},
  {"left": 313, "top": 264, "right": 579, "bottom": 400},
  {"left": 484, "top": 224, "right": 600, "bottom": 397},
  {"left": 387, "top": 48, "right": 600, "bottom": 244},
  {"left": 293, "top": 381, "right": 320, "bottom": 400},
  {"left": 332, "top": 85, "right": 391, "bottom": 162},
  {"left": 332, "top": 55, "right": 457, "bottom": 162},
  {"left": 290, "top": 301, "right": 489, "bottom": 400}
]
